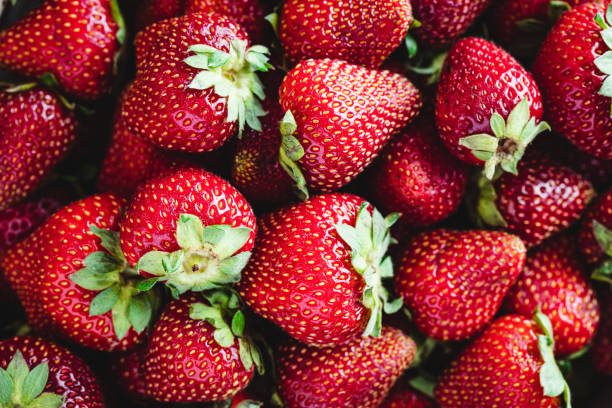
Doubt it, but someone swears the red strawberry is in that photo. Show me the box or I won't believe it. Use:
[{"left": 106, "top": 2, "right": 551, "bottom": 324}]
[
  {"left": 0, "top": 336, "right": 105, "bottom": 408},
  {"left": 110, "top": 346, "right": 148, "bottom": 401},
  {"left": 394, "top": 229, "right": 526, "bottom": 341},
  {"left": 435, "top": 313, "right": 569, "bottom": 408},
  {"left": 238, "top": 193, "right": 403, "bottom": 347},
  {"left": 0, "top": 87, "right": 77, "bottom": 211},
  {"left": 135, "top": 0, "right": 183, "bottom": 29},
  {"left": 279, "top": 0, "right": 413, "bottom": 68},
  {"left": 532, "top": 2, "right": 612, "bottom": 159},
  {"left": 436, "top": 37, "right": 549, "bottom": 179},
  {"left": 0, "top": 0, "right": 125, "bottom": 99},
  {"left": 119, "top": 167, "right": 257, "bottom": 296},
  {"left": 412, "top": 0, "right": 493, "bottom": 48},
  {"left": 592, "top": 287, "right": 612, "bottom": 375},
  {"left": 380, "top": 378, "right": 436, "bottom": 408},
  {"left": 277, "top": 326, "right": 416, "bottom": 408},
  {"left": 123, "top": 12, "right": 271, "bottom": 153},
  {"left": 278, "top": 59, "right": 421, "bottom": 196},
  {"left": 475, "top": 151, "right": 595, "bottom": 248},
  {"left": 578, "top": 188, "right": 612, "bottom": 265},
  {"left": 505, "top": 236, "right": 600, "bottom": 356},
  {"left": 366, "top": 115, "right": 470, "bottom": 227}
]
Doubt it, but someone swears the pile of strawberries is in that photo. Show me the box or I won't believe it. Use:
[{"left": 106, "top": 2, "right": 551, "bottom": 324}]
[{"left": 0, "top": 0, "right": 611, "bottom": 407}]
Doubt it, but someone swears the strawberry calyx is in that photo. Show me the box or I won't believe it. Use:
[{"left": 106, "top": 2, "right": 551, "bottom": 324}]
[
  {"left": 594, "top": 4, "right": 612, "bottom": 116},
  {"left": 459, "top": 98, "right": 550, "bottom": 179},
  {"left": 184, "top": 39, "right": 271, "bottom": 136},
  {"left": 189, "top": 289, "right": 264, "bottom": 374},
  {"left": 0, "top": 351, "right": 64, "bottom": 408},
  {"left": 515, "top": 1, "right": 572, "bottom": 34},
  {"left": 592, "top": 220, "right": 612, "bottom": 283},
  {"left": 136, "top": 214, "right": 253, "bottom": 297},
  {"left": 474, "top": 171, "right": 508, "bottom": 229},
  {"left": 335, "top": 203, "right": 402, "bottom": 337},
  {"left": 278, "top": 110, "right": 309, "bottom": 200},
  {"left": 68, "top": 225, "right": 160, "bottom": 341}
]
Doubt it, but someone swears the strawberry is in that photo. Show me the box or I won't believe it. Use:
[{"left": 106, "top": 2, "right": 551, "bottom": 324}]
[
  {"left": 141, "top": 292, "right": 262, "bottom": 402},
  {"left": 0, "top": 336, "right": 105, "bottom": 408},
  {"left": 435, "top": 313, "right": 570, "bottom": 408},
  {"left": 411, "top": 0, "right": 493, "bottom": 48},
  {"left": 123, "top": 12, "right": 271, "bottom": 153},
  {"left": 0, "top": 0, "right": 125, "bottom": 100},
  {"left": 276, "top": 326, "right": 416, "bottom": 408},
  {"left": 120, "top": 167, "right": 257, "bottom": 296},
  {"left": 592, "top": 287, "right": 612, "bottom": 375},
  {"left": 532, "top": 2, "right": 612, "bottom": 159},
  {"left": 436, "top": 37, "right": 549, "bottom": 179},
  {"left": 0, "top": 87, "right": 77, "bottom": 211},
  {"left": 135, "top": 0, "right": 183, "bottom": 29},
  {"left": 366, "top": 115, "right": 470, "bottom": 227},
  {"left": 394, "top": 229, "right": 526, "bottom": 341},
  {"left": 279, "top": 0, "right": 413, "bottom": 68},
  {"left": 110, "top": 346, "right": 148, "bottom": 401},
  {"left": 475, "top": 151, "right": 595, "bottom": 248},
  {"left": 578, "top": 188, "right": 612, "bottom": 265},
  {"left": 380, "top": 378, "right": 436, "bottom": 408},
  {"left": 278, "top": 59, "right": 421, "bottom": 196},
  {"left": 238, "top": 193, "right": 402, "bottom": 347},
  {"left": 231, "top": 391, "right": 265, "bottom": 408},
  {"left": 505, "top": 236, "right": 600, "bottom": 356}
]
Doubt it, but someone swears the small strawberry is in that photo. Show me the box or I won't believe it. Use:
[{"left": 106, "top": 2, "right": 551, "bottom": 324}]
[
  {"left": 436, "top": 37, "right": 549, "bottom": 179},
  {"left": 380, "top": 377, "right": 436, "bottom": 408},
  {"left": 532, "top": 2, "right": 612, "bottom": 159},
  {"left": 276, "top": 326, "right": 416, "bottom": 408},
  {"left": 475, "top": 151, "right": 595, "bottom": 248},
  {"left": 505, "top": 236, "right": 600, "bottom": 356},
  {"left": 0, "top": 87, "right": 77, "bottom": 211},
  {"left": 394, "top": 229, "right": 526, "bottom": 341},
  {"left": 435, "top": 313, "right": 570, "bottom": 408},
  {"left": 135, "top": 0, "right": 183, "bottom": 29},
  {"left": 278, "top": 59, "right": 421, "bottom": 196},
  {"left": 110, "top": 346, "right": 148, "bottom": 401},
  {"left": 0, "top": 0, "right": 125, "bottom": 99},
  {"left": 231, "top": 391, "right": 265, "bottom": 408},
  {"left": 0, "top": 336, "right": 105, "bottom": 408},
  {"left": 591, "top": 287, "right": 612, "bottom": 375},
  {"left": 578, "top": 188, "right": 612, "bottom": 265}
]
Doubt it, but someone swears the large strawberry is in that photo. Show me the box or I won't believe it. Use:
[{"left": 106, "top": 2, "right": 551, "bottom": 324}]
[
  {"left": 394, "top": 229, "right": 526, "bottom": 341},
  {"left": 238, "top": 193, "right": 402, "bottom": 347},
  {"left": 0, "top": 0, "right": 125, "bottom": 99},
  {"left": 578, "top": 188, "right": 612, "bottom": 265},
  {"left": 0, "top": 87, "right": 77, "bottom": 211},
  {"left": 436, "top": 37, "right": 549, "bottom": 179},
  {"left": 0, "top": 336, "right": 105, "bottom": 408},
  {"left": 277, "top": 326, "right": 415, "bottom": 408},
  {"left": 592, "top": 287, "right": 612, "bottom": 375},
  {"left": 435, "top": 313, "right": 570, "bottom": 408},
  {"left": 278, "top": 59, "right": 421, "bottom": 196},
  {"left": 123, "top": 12, "right": 271, "bottom": 153},
  {"left": 532, "top": 2, "right": 612, "bottom": 159}
]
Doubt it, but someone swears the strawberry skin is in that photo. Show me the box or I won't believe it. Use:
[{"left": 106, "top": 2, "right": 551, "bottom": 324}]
[
  {"left": 395, "top": 229, "right": 526, "bottom": 341},
  {"left": 380, "top": 378, "right": 436, "bottom": 408},
  {"left": 592, "top": 287, "right": 612, "bottom": 375},
  {"left": 277, "top": 327, "right": 416, "bottom": 408},
  {"left": 110, "top": 346, "right": 148, "bottom": 401},
  {"left": 578, "top": 188, "right": 612, "bottom": 265},
  {"left": 533, "top": 2, "right": 612, "bottom": 159},
  {"left": 0, "top": 88, "right": 77, "bottom": 211},
  {"left": 0, "top": 0, "right": 123, "bottom": 99},
  {"left": 279, "top": 0, "right": 413, "bottom": 68}
]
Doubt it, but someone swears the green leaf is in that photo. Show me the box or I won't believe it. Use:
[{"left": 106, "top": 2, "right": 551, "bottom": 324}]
[
  {"left": 89, "top": 285, "right": 121, "bottom": 316},
  {"left": 384, "top": 296, "right": 403, "bottom": 314},
  {"left": 7, "top": 351, "right": 29, "bottom": 392},
  {"left": 505, "top": 98, "right": 530, "bottom": 140},
  {"left": 599, "top": 75, "right": 612, "bottom": 98},
  {"left": 89, "top": 225, "right": 124, "bottom": 260},
  {"left": 280, "top": 110, "right": 298, "bottom": 137},
  {"left": 22, "top": 362, "right": 48, "bottom": 404},
  {"left": 335, "top": 224, "right": 361, "bottom": 253},
  {"left": 184, "top": 54, "right": 209, "bottom": 69},
  {"left": 279, "top": 137, "right": 309, "bottom": 201},
  {"left": 112, "top": 297, "right": 131, "bottom": 341},
  {"left": 208, "top": 51, "right": 232, "bottom": 69},
  {"left": 264, "top": 12, "right": 279, "bottom": 35},
  {"left": 214, "top": 327, "right": 235, "bottom": 348},
  {"left": 404, "top": 34, "right": 418, "bottom": 58},
  {"left": 459, "top": 134, "right": 499, "bottom": 152},
  {"left": 162, "top": 250, "right": 184, "bottom": 274},
  {"left": 190, "top": 303, "right": 227, "bottom": 329},
  {"left": 137, "top": 251, "right": 168, "bottom": 276},
  {"left": 593, "top": 221, "right": 612, "bottom": 256},
  {"left": 594, "top": 51, "right": 612, "bottom": 75},
  {"left": 189, "top": 44, "right": 219, "bottom": 54},
  {"left": 109, "top": 0, "right": 126, "bottom": 45},
  {"left": 176, "top": 214, "right": 205, "bottom": 250},
  {"left": 213, "top": 227, "right": 252, "bottom": 259},
  {"left": 27, "top": 393, "right": 64, "bottom": 408},
  {"left": 607, "top": 3, "right": 612, "bottom": 25},
  {"left": 218, "top": 252, "right": 252, "bottom": 283},
  {"left": 601, "top": 27, "right": 612, "bottom": 49},
  {"left": 490, "top": 113, "right": 506, "bottom": 139},
  {"left": 538, "top": 336, "right": 565, "bottom": 397},
  {"left": 128, "top": 295, "right": 152, "bottom": 333},
  {"left": 202, "top": 225, "right": 230, "bottom": 246},
  {"left": 69, "top": 268, "right": 117, "bottom": 291},
  {"left": 83, "top": 251, "right": 121, "bottom": 274},
  {"left": 231, "top": 310, "right": 245, "bottom": 337},
  {"left": 281, "top": 135, "right": 304, "bottom": 162},
  {"left": 0, "top": 368, "right": 14, "bottom": 405},
  {"left": 238, "top": 338, "right": 253, "bottom": 371},
  {"left": 592, "top": 259, "right": 612, "bottom": 283},
  {"left": 137, "top": 277, "right": 160, "bottom": 291}
]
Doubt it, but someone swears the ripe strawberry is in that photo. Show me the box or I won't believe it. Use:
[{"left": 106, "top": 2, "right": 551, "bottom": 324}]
[
  {"left": 278, "top": 59, "right": 421, "bottom": 196},
  {"left": 435, "top": 313, "right": 569, "bottom": 408},
  {"left": 505, "top": 236, "right": 600, "bottom": 356},
  {"left": 0, "top": 336, "right": 105, "bottom": 408},
  {"left": 0, "top": 87, "right": 77, "bottom": 211},
  {"left": 412, "top": 0, "right": 493, "bottom": 48},
  {"left": 394, "top": 229, "right": 526, "bottom": 341},
  {"left": 532, "top": 2, "right": 612, "bottom": 159},
  {"left": 366, "top": 115, "right": 470, "bottom": 227},
  {"left": 592, "top": 287, "right": 612, "bottom": 375},
  {"left": 123, "top": 12, "right": 271, "bottom": 153},
  {"left": 279, "top": 0, "right": 413, "bottom": 68},
  {"left": 120, "top": 167, "right": 257, "bottom": 296},
  {"left": 0, "top": 0, "right": 125, "bottom": 100},
  {"left": 578, "top": 188, "right": 612, "bottom": 265},
  {"left": 276, "top": 326, "right": 416, "bottom": 408},
  {"left": 475, "top": 151, "right": 595, "bottom": 248},
  {"left": 110, "top": 346, "right": 148, "bottom": 401},
  {"left": 436, "top": 37, "right": 549, "bottom": 179},
  {"left": 380, "top": 378, "right": 436, "bottom": 408}
]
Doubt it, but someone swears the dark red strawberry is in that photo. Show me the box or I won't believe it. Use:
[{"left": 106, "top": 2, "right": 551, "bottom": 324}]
[
  {"left": 579, "top": 188, "right": 612, "bottom": 265},
  {"left": 436, "top": 37, "right": 549, "bottom": 179},
  {"left": 505, "top": 236, "right": 600, "bottom": 356},
  {"left": 0, "top": 87, "right": 77, "bottom": 211},
  {"left": 435, "top": 313, "right": 569, "bottom": 408},
  {"left": 278, "top": 59, "right": 421, "bottom": 196},
  {"left": 592, "top": 287, "right": 612, "bottom": 375},
  {"left": 0, "top": 0, "right": 125, "bottom": 99},
  {"left": 394, "top": 229, "right": 526, "bottom": 341},
  {"left": 380, "top": 377, "right": 436, "bottom": 408},
  {"left": 532, "top": 2, "right": 612, "bottom": 159},
  {"left": 238, "top": 193, "right": 403, "bottom": 347},
  {"left": 110, "top": 346, "right": 148, "bottom": 401},
  {"left": 0, "top": 336, "right": 105, "bottom": 408},
  {"left": 124, "top": 12, "right": 271, "bottom": 153},
  {"left": 135, "top": 0, "right": 183, "bottom": 29},
  {"left": 366, "top": 115, "right": 470, "bottom": 227},
  {"left": 475, "top": 151, "right": 595, "bottom": 248}
]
